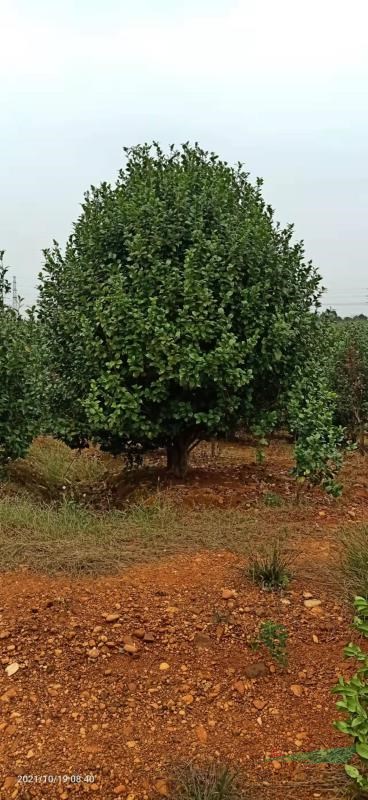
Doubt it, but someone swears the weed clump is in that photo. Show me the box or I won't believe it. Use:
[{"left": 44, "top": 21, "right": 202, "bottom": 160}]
[
  {"left": 247, "top": 539, "right": 291, "bottom": 591},
  {"left": 251, "top": 620, "right": 288, "bottom": 667},
  {"left": 263, "top": 491, "right": 283, "bottom": 507},
  {"left": 172, "top": 764, "right": 241, "bottom": 800},
  {"left": 340, "top": 526, "right": 368, "bottom": 600}
]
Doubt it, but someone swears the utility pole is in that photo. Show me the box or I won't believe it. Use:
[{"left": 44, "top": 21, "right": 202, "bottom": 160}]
[{"left": 12, "top": 276, "right": 18, "bottom": 311}]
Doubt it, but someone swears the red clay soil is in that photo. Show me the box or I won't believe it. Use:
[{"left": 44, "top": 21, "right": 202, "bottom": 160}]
[
  {"left": 0, "top": 553, "right": 354, "bottom": 800},
  {"left": 2, "top": 440, "right": 368, "bottom": 799},
  {"left": 113, "top": 440, "right": 368, "bottom": 523}
]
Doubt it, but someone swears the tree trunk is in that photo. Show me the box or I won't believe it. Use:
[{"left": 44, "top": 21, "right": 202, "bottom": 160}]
[
  {"left": 210, "top": 438, "right": 221, "bottom": 458},
  {"left": 166, "top": 438, "right": 190, "bottom": 478},
  {"left": 359, "top": 422, "right": 366, "bottom": 455}
]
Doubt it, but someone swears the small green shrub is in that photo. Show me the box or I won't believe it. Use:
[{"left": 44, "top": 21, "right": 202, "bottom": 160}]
[
  {"left": 332, "top": 596, "right": 368, "bottom": 794},
  {"left": 287, "top": 358, "right": 345, "bottom": 497},
  {"left": 263, "top": 491, "right": 283, "bottom": 507},
  {"left": 283, "top": 596, "right": 368, "bottom": 796},
  {"left": 172, "top": 764, "right": 241, "bottom": 800},
  {"left": 254, "top": 620, "right": 288, "bottom": 666},
  {"left": 248, "top": 539, "right": 291, "bottom": 591}
]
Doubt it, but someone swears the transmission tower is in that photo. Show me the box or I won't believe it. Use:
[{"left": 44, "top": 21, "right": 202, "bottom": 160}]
[{"left": 12, "top": 276, "right": 18, "bottom": 311}]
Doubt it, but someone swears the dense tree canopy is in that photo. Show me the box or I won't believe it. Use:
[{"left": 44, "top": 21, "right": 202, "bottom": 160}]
[
  {"left": 0, "top": 252, "right": 43, "bottom": 468},
  {"left": 40, "top": 143, "right": 323, "bottom": 476},
  {"left": 329, "top": 319, "right": 368, "bottom": 451}
]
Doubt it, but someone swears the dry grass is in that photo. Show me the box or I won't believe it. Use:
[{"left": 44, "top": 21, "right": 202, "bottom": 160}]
[
  {"left": 0, "top": 436, "right": 357, "bottom": 588},
  {"left": 339, "top": 525, "right": 368, "bottom": 601},
  {"left": 0, "top": 489, "right": 345, "bottom": 586},
  {"left": 0, "top": 495, "right": 265, "bottom": 575},
  {"left": 263, "top": 491, "right": 284, "bottom": 508},
  {"left": 171, "top": 764, "right": 242, "bottom": 800},
  {"left": 6, "top": 437, "right": 121, "bottom": 502}
]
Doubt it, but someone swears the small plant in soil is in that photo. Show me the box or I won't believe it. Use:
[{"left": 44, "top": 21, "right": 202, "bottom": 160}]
[
  {"left": 332, "top": 596, "right": 368, "bottom": 795},
  {"left": 247, "top": 539, "right": 291, "bottom": 591},
  {"left": 252, "top": 620, "right": 288, "bottom": 667},
  {"left": 212, "top": 610, "right": 231, "bottom": 625},
  {"left": 255, "top": 446, "right": 266, "bottom": 465},
  {"left": 172, "top": 763, "right": 241, "bottom": 800},
  {"left": 263, "top": 491, "right": 284, "bottom": 507},
  {"left": 282, "top": 597, "right": 368, "bottom": 797}
]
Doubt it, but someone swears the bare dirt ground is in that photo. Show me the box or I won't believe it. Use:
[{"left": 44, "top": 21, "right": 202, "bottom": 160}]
[{"left": 1, "top": 440, "right": 368, "bottom": 800}]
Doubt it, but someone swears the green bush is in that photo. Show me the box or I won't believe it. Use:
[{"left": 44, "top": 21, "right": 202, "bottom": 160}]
[
  {"left": 331, "top": 319, "right": 368, "bottom": 452},
  {"left": 39, "top": 142, "right": 323, "bottom": 478},
  {"left": 288, "top": 355, "right": 345, "bottom": 496},
  {"left": 332, "top": 596, "right": 368, "bottom": 793},
  {"left": 0, "top": 253, "right": 43, "bottom": 471}
]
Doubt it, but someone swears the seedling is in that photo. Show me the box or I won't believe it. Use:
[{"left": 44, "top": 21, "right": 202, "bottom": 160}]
[{"left": 253, "top": 620, "right": 288, "bottom": 667}]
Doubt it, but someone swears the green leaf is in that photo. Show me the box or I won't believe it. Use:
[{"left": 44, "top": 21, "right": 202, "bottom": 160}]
[
  {"left": 356, "top": 742, "right": 368, "bottom": 760},
  {"left": 345, "top": 765, "right": 361, "bottom": 779}
]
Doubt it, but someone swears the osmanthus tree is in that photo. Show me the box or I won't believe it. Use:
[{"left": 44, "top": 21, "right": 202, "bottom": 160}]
[
  {"left": 274, "top": 311, "right": 346, "bottom": 496},
  {"left": 0, "top": 252, "right": 43, "bottom": 469},
  {"left": 39, "top": 143, "right": 331, "bottom": 477},
  {"left": 330, "top": 319, "right": 368, "bottom": 452}
]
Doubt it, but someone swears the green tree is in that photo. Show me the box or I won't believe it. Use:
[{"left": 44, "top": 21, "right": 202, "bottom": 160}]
[
  {"left": 288, "top": 364, "right": 344, "bottom": 496},
  {"left": 286, "top": 314, "right": 346, "bottom": 496},
  {"left": 39, "top": 143, "right": 322, "bottom": 477},
  {"left": 0, "top": 252, "right": 44, "bottom": 469},
  {"left": 0, "top": 249, "right": 10, "bottom": 309},
  {"left": 330, "top": 319, "right": 368, "bottom": 452}
]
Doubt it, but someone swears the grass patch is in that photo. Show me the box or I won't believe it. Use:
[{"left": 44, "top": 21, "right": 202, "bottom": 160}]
[
  {"left": 172, "top": 764, "right": 241, "bottom": 800},
  {"left": 6, "top": 437, "right": 118, "bottom": 501},
  {"left": 0, "top": 496, "right": 179, "bottom": 575},
  {"left": 0, "top": 495, "right": 264, "bottom": 575},
  {"left": 339, "top": 525, "right": 368, "bottom": 600},
  {"left": 247, "top": 538, "right": 292, "bottom": 591},
  {"left": 263, "top": 491, "right": 284, "bottom": 507},
  {"left": 256, "top": 620, "right": 289, "bottom": 666}
]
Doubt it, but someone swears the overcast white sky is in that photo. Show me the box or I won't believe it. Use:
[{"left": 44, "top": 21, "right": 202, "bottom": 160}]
[{"left": 1, "top": 0, "right": 368, "bottom": 313}]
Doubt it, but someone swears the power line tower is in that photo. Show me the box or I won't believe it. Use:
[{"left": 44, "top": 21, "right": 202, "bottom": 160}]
[{"left": 12, "top": 276, "right": 18, "bottom": 311}]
